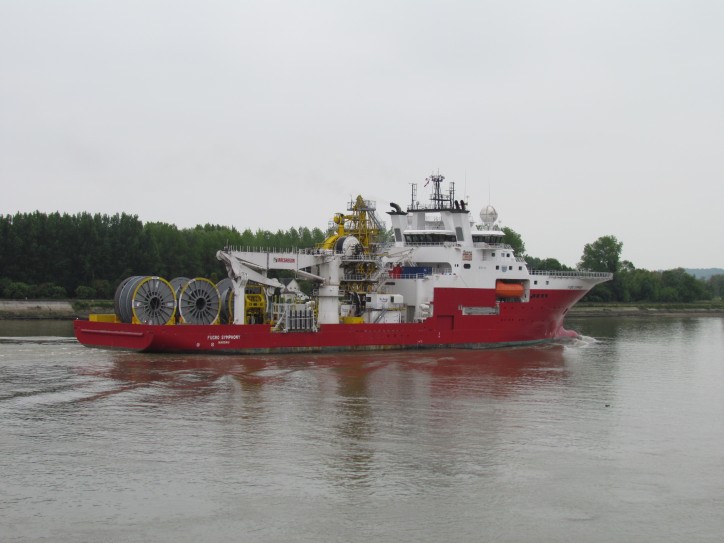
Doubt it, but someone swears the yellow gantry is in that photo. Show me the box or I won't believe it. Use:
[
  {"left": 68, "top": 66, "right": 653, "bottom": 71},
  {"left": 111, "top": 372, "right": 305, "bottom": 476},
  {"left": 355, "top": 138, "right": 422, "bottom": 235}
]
[{"left": 318, "top": 195, "right": 380, "bottom": 253}]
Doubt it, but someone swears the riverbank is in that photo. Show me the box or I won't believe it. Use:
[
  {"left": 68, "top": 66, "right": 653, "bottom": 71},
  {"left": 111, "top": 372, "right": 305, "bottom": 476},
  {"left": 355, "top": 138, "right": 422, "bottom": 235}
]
[
  {"left": 568, "top": 303, "right": 724, "bottom": 317},
  {"left": 1, "top": 299, "right": 723, "bottom": 320},
  {"left": 0, "top": 300, "right": 112, "bottom": 320}
]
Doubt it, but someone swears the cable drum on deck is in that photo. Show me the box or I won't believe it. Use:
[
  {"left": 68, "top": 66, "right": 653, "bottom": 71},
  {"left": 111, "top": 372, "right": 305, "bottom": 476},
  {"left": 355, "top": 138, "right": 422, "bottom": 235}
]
[
  {"left": 115, "top": 276, "right": 176, "bottom": 325},
  {"left": 216, "top": 278, "right": 233, "bottom": 324},
  {"left": 178, "top": 278, "right": 221, "bottom": 325},
  {"left": 114, "top": 276, "right": 141, "bottom": 322},
  {"left": 170, "top": 277, "right": 191, "bottom": 301}
]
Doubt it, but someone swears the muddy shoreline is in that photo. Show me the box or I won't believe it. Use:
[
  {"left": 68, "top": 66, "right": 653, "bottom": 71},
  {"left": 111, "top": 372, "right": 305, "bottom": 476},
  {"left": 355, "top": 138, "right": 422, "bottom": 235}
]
[
  {"left": 0, "top": 300, "right": 109, "bottom": 320},
  {"left": 567, "top": 306, "right": 724, "bottom": 318}
]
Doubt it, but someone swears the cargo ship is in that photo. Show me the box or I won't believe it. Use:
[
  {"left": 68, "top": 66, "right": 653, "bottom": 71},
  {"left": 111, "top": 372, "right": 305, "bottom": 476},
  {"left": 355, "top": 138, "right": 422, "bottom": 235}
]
[{"left": 74, "top": 173, "right": 612, "bottom": 353}]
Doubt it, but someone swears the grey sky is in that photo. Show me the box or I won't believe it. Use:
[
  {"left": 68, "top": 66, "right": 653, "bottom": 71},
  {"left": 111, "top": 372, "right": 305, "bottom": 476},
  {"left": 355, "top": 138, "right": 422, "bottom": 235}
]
[{"left": 2, "top": 0, "right": 722, "bottom": 270}]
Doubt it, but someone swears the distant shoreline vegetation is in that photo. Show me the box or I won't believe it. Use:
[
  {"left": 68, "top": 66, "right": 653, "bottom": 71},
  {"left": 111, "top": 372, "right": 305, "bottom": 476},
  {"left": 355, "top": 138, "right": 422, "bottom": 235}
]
[
  {"left": 0, "top": 211, "right": 327, "bottom": 300},
  {"left": 1, "top": 212, "right": 722, "bottom": 303},
  {"left": 504, "top": 231, "right": 723, "bottom": 304},
  {"left": 1, "top": 300, "right": 722, "bottom": 321}
]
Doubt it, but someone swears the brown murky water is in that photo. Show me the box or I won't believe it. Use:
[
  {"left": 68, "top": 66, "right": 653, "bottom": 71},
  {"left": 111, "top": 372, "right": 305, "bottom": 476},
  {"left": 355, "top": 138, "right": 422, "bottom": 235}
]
[{"left": 1, "top": 317, "right": 723, "bottom": 542}]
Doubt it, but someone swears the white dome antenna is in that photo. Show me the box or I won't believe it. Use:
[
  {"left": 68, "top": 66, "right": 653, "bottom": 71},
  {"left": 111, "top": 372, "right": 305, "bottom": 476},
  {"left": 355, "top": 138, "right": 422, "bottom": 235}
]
[{"left": 479, "top": 205, "right": 498, "bottom": 228}]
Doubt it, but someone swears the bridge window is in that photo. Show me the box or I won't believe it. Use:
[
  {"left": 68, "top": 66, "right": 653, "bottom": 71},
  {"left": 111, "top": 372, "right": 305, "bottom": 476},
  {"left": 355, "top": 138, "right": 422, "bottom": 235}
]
[{"left": 403, "top": 233, "right": 457, "bottom": 244}]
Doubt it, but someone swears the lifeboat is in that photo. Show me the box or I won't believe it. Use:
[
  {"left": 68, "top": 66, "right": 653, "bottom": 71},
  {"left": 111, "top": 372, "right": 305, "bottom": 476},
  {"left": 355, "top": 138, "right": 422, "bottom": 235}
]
[{"left": 495, "top": 280, "right": 525, "bottom": 299}]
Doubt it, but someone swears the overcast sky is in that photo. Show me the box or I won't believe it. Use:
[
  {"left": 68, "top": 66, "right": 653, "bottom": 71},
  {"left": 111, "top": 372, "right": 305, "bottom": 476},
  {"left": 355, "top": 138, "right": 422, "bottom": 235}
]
[{"left": 1, "top": 0, "right": 722, "bottom": 270}]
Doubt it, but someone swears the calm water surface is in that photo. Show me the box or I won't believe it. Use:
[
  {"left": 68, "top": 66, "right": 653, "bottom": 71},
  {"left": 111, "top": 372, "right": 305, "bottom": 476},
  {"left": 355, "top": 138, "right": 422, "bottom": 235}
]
[{"left": 1, "top": 317, "right": 723, "bottom": 542}]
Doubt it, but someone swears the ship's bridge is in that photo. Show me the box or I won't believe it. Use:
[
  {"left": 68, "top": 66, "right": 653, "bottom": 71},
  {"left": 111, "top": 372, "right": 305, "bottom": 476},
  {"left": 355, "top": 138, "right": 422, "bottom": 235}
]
[
  {"left": 472, "top": 232, "right": 505, "bottom": 245},
  {"left": 403, "top": 230, "right": 457, "bottom": 245}
]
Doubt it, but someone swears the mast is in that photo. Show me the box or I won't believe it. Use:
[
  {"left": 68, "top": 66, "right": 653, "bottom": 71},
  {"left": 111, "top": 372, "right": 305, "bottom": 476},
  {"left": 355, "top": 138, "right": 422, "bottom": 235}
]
[{"left": 408, "top": 172, "right": 460, "bottom": 211}]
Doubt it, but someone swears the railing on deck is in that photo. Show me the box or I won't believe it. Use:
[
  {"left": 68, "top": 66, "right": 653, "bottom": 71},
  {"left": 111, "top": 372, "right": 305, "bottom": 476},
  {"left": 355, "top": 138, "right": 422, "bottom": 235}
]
[
  {"left": 530, "top": 270, "right": 613, "bottom": 279},
  {"left": 224, "top": 245, "right": 303, "bottom": 254},
  {"left": 223, "top": 245, "right": 381, "bottom": 260}
]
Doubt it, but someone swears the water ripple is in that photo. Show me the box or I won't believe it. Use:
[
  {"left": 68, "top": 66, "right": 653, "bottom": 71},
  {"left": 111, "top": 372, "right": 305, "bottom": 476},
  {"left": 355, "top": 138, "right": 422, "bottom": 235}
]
[{"left": 2, "top": 318, "right": 724, "bottom": 542}]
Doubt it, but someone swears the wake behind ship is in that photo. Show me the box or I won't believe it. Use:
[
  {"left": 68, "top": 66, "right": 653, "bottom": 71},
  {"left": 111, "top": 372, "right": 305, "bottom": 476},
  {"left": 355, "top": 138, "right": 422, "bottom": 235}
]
[{"left": 74, "top": 173, "right": 612, "bottom": 353}]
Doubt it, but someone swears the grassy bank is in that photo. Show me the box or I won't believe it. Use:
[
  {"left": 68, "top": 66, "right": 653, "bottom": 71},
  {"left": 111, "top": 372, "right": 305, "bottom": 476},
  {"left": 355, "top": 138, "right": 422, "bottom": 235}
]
[{"left": 568, "top": 301, "right": 724, "bottom": 317}]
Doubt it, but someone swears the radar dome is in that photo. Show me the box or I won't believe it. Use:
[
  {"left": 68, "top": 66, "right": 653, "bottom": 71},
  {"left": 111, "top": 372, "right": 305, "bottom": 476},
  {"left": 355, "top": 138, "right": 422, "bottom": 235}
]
[{"left": 479, "top": 205, "right": 498, "bottom": 226}]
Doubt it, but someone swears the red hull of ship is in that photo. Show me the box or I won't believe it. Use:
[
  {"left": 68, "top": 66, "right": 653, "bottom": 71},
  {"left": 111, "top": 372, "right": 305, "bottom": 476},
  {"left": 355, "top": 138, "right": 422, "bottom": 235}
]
[{"left": 74, "top": 288, "right": 586, "bottom": 354}]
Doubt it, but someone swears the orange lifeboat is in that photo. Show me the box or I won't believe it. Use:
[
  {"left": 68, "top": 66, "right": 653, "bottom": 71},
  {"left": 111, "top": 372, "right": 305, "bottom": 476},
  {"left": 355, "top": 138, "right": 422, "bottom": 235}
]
[{"left": 495, "top": 280, "right": 525, "bottom": 298}]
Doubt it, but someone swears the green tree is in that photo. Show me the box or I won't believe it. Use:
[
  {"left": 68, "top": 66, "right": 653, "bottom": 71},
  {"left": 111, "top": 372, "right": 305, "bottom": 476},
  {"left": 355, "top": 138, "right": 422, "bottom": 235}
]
[
  {"left": 578, "top": 235, "right": 625, "bottom": 302},
  {"left": 660, "top": 268, "right": 707, "bottom": 302},
  {"left": 707, "top": 274, "right": 724, "bottom": 299},
  {"left": 525, "top": 256, "right": 572, "bottom": 271},
  {"left": 4, "top": 281, "right": 32, "bottom": 299},
  {"left": 620, "top": 268, "right": 660, "bottom": 301},
  {"left": 501, "top": 227, "right": 525, "bottom": 255},
  {"left": 578, "top": 235, "right": 623, "bottom": 273}
]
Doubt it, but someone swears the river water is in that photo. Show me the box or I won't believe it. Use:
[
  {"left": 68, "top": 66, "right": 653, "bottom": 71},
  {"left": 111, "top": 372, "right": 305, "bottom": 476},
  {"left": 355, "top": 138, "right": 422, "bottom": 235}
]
[{"left": 1, "top": 317, "right": 723, "bottom": 542}]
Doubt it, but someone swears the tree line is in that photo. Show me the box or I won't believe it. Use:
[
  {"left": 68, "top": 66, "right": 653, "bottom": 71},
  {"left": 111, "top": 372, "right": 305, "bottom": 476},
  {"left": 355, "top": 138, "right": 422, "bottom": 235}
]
[
  {"left": 0, "top": 212, "right": 720, "bottom": 303},
  {"left": 502, "top": 229, "right": 723, "bottom": 303},
  {"left": 0, "top": 211, "right": 326, "bottom": 299}
]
